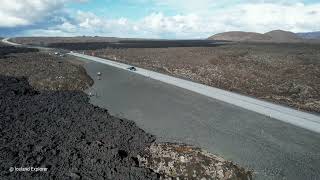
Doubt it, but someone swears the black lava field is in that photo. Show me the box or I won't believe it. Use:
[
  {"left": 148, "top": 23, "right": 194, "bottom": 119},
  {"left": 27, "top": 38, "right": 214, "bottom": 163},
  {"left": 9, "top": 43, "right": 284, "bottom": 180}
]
[
  {"left": 0, "top": 44, "right": 38, "bottom": 58},
  {"left": 47, "top": 40, "right": 227, "bottom": 50},
  {"left": 0, "top": 75, "right": 159, "bottom": 180}
]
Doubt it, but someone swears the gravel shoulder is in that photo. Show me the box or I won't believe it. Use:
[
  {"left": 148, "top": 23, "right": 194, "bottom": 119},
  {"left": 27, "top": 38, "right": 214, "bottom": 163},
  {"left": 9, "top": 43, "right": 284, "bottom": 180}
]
[{"left": 0, "top": 43, "right": 251, "bottom": 179}]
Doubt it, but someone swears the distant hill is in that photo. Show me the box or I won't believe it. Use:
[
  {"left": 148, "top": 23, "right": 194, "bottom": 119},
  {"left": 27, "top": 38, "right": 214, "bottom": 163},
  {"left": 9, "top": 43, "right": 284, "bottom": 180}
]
[
  {"left": 265, "top": 30, "right": 302, "bottom": 43},
  {"left": 208, "top": 30, "right": 303, "bottom": 43},
  {"left": 297, "top": 31, "right": 320, "bottom": 40},
  {"left": 207, "top": 31, "right": 270, "bottom": 42}
]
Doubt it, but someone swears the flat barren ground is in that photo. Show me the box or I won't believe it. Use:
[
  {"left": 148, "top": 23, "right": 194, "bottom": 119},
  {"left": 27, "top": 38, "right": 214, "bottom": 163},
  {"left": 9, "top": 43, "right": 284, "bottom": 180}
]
[{"left": 86, "top": 43, "right": 320, "bottom": 113}]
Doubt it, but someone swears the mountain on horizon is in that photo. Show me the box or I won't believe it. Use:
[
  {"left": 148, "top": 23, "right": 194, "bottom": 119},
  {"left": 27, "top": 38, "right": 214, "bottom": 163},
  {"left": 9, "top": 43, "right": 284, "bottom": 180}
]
[
  {"left": 297, "top": 31, "right": 320, "bottom": 40},
  {"left": 208, "top": 30, "right": 313, "bottom": 43}
]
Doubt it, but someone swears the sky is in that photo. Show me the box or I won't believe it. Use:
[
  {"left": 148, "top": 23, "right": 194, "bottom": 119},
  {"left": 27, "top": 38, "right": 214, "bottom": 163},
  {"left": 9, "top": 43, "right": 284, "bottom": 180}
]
[{"left": 0, "top": 0, "right": 319, "bottom": 39}]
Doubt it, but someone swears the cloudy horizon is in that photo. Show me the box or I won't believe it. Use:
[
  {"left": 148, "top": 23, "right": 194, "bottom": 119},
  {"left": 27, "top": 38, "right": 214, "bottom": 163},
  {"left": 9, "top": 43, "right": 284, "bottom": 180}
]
[{"left": 0, "top": 0, "right": 319, "bottom": 39}]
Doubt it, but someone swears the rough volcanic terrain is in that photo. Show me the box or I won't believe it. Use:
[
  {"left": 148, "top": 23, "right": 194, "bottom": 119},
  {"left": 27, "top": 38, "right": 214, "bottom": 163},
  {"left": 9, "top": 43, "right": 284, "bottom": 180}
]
[
  {"left": 85, "top": 43, "right": 320, "bottom": 113},
  {"left": 0, "top": 43, "right": 157, "bottom": 179},
  {"left": 0, "top": 43, "right": 92, "bottom": 91},
  {"left": 11, "top": 37, "right": 124, "bottom": 46},
  {"left": 0, "top": 43, "right": 38, "bottom": 57},
  {"left": 11, "top": 37, "right": 227, "bottom": 50},
  {"left": 0, "top": 43, "right": 251, "bottom": 179},
  {"left": 0, "top": 75, "right": 160, "bottom": 180},
  {"left": 46, "top": 40, "right": 225, "bottom": 50},
  {"left": 138, "top": 143, "right": 252, "bottom": 180}
]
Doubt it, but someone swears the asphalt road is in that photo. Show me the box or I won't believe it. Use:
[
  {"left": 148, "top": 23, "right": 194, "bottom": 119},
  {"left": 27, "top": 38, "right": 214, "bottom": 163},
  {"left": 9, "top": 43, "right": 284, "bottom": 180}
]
[
  {"left": 78, "top": 59, "right": 320, "bottom": 180},
  {"left": 69, "top": 53, "right": 320, "bottom": 134}
]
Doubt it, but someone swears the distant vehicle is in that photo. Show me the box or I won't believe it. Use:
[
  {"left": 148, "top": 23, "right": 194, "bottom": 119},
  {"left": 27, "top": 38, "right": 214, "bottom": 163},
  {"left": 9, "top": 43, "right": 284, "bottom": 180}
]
[
  {"left": 54, "top": 52, "right": 59, "bottom": 55},
  {"left": 127, "top": 66, "right": 137, "bottom": 71}
]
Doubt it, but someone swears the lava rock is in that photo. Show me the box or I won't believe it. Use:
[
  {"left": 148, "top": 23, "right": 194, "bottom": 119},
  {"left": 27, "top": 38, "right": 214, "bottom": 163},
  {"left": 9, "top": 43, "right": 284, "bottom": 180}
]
[{"left": 0, "top": 75, "right": 158, "bottom": 180}]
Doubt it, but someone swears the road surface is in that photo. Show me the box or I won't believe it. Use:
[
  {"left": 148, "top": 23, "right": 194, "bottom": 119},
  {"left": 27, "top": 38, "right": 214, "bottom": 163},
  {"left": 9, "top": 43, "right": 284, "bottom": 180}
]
[
  {"left": 70, "top": 53, "right": 320, "bottom": 134},
  {"left": 2, "top": 38, "right": 22, "bottom": 46},
  {"left": 2, "top": 38, "right": 56, "bottom": 52},
  {"left": 74, "top": 57, "right": 320, "bottom": 180}
]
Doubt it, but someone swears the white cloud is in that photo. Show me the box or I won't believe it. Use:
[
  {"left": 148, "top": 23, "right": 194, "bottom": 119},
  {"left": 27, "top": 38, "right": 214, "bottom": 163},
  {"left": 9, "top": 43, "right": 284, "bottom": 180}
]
[
  {"left": 23, "top": 2, "right": 320, "bottom": 38},
  {"left": 0, "top": 0, "right": 73, "bottom": 27},
  {"left": 140, "top": 2, "right": 320, "bottom": 37},
  {"left": 140, "top": 13, "right": 205, "bottom": 38},
  {"left": 0, "top": 12, "right": 29, "bottom": 27},
  {"left": 153, "top": 0, "right": 218, "bottom": 13},
  {"left": 214, "top": 3, "right": 320, "bottom": 33}
]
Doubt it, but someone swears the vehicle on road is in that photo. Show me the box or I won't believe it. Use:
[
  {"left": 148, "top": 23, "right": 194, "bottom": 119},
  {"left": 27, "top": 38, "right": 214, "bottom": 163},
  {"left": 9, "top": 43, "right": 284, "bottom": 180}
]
[{"left": 128, "top": 66, "right": 137, "bottom": 71}]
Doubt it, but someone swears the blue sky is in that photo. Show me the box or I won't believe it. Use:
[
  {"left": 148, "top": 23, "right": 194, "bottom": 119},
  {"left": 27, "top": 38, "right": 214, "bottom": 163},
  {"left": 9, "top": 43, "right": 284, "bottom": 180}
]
[{"left": 0, "top": 0, "right": 320, "bottom": 38}]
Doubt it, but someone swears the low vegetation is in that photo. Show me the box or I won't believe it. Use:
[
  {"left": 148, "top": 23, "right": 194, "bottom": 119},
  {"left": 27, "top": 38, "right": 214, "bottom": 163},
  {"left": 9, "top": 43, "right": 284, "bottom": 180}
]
[
  {"left": 0, "top": 43, "right": 92, "bottom": 91},
  {"left": 87, "top": 43, "right": 320, "bottom": 113}
]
